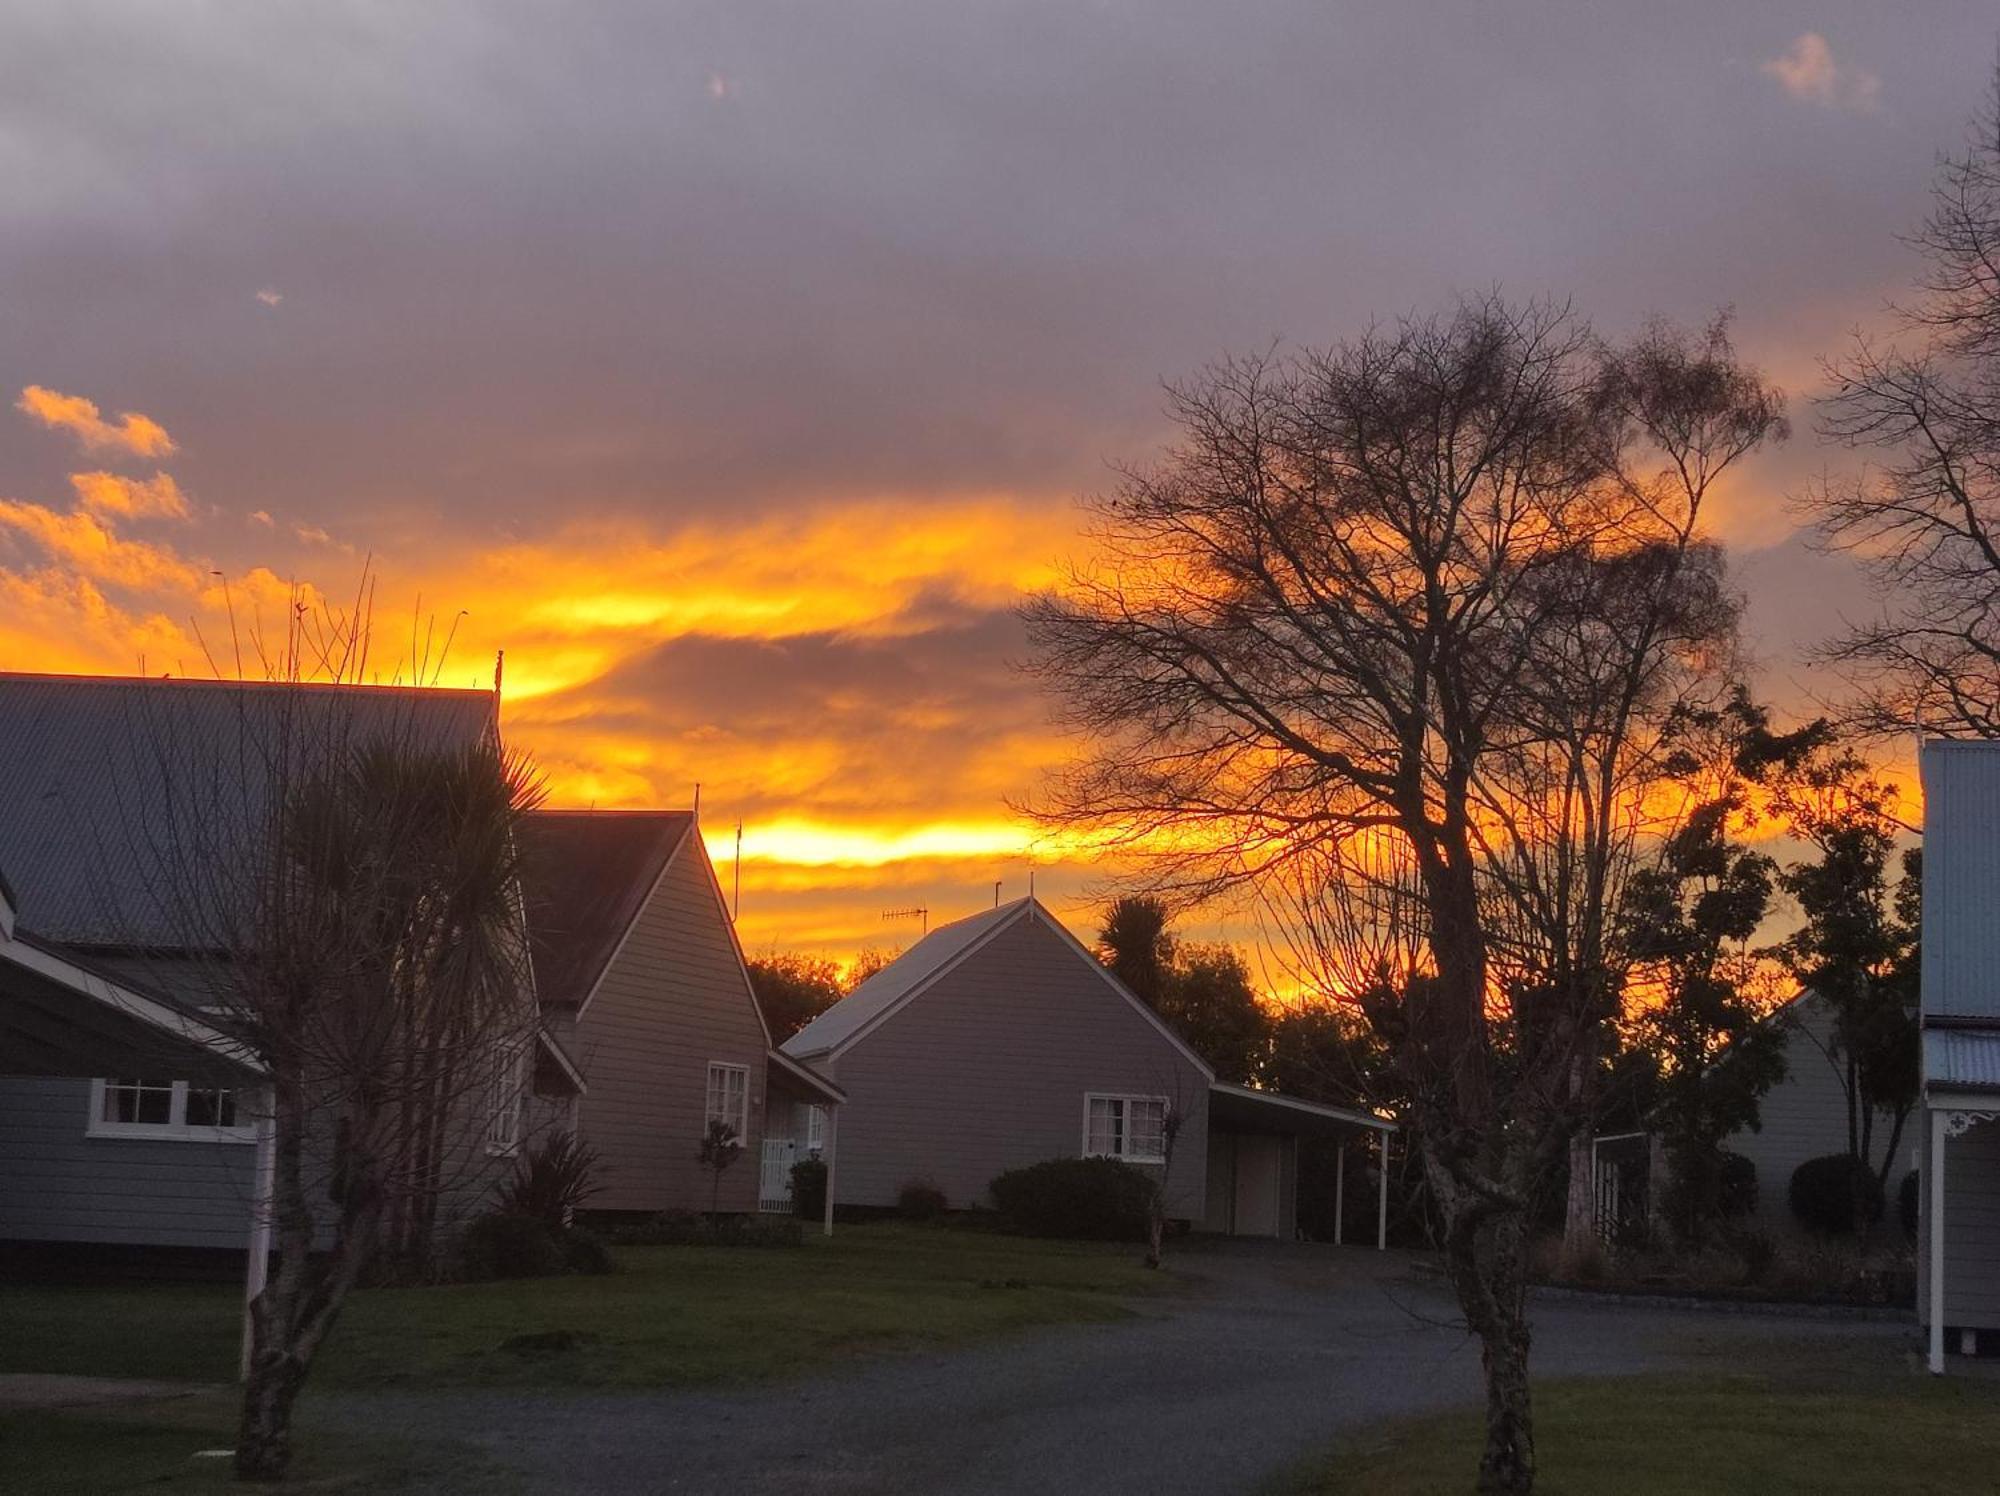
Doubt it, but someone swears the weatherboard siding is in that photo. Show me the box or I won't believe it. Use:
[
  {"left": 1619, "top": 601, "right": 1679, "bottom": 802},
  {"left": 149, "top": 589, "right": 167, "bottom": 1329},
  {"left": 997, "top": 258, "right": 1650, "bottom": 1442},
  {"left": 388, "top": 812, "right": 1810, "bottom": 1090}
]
[
  {"left": 1920, "top": 1119, "right": 2000, "bottom": 1331},
  {"left": 1726, "top": 996, "right": 1911, "bottom": 1236},
  {"left": 574, "top": 837, "right": 769, "bottom": 1214},
  {"left": 1922, "top": 742, "right": 2000, "bottom": 1021},
  {"left": 0, "top": 1076, "right": 255, "bottom": 1249},
  {"left": 824, "top": 911, "right": 1210, "bottom": 1215}
]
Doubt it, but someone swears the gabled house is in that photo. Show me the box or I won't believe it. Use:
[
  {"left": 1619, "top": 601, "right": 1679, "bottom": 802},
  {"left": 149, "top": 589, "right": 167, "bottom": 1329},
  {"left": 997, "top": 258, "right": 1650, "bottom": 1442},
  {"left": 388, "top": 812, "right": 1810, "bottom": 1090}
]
[
  {"left": 777, "top": 896, "right": 1395, "bottom": 1241},
  {"left": 1918, "top": 739, "right": 2000, "bottom": 1370},
  {"left": 515, "top": 809, "right": 843, "bottom": 1221},
  {"left": 1591, "top": 990, "right": 1911, "bottom": 1244},
  {"left": 0, "top": 671, "right": 582, "bottom": 1268}
]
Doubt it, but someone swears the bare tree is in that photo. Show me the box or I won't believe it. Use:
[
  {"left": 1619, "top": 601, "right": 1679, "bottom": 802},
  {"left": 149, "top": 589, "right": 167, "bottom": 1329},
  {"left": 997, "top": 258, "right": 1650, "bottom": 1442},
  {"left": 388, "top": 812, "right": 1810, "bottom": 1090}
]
[
  {"left": 1801, "top": 69, "right": 2000, "bottom": 738},
  {"left": 106, "top": 600, "right": 547, "bottom": 1482},
  {"left": 1025, "top": 297, "right": 1781, "bottom": 1494}
]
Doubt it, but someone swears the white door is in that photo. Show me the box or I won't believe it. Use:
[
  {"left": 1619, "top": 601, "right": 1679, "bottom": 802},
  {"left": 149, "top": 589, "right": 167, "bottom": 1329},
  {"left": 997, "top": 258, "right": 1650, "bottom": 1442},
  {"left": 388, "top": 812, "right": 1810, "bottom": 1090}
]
[{"left": 759, "top": 1138, "right": 797, "bottom": 1213}]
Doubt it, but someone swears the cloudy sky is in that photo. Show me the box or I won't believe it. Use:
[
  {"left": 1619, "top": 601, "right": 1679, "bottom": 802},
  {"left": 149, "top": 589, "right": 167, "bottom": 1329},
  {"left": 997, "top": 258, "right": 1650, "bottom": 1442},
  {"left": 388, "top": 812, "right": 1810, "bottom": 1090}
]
[{"left": 0, "top": 3, "right": 1986, "bottom": 959}]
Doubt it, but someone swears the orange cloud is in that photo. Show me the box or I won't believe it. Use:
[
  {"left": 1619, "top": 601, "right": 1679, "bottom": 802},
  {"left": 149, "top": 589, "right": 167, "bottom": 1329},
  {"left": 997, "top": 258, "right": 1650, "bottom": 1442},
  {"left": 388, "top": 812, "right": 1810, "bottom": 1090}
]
[
  {"left": 0, "top": 501, "right": 202, "bottom": 593},
  {"left": 68, "top": 471, "right": 191, "bottom": 522},
  {"left": 17, "top": 386, "right": 177, "bottom": 459}
]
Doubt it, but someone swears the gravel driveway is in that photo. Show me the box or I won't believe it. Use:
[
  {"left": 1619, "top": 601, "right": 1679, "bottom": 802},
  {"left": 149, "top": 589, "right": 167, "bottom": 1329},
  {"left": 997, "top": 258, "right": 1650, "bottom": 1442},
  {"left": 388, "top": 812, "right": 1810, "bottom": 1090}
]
[{"left": 315, "top": 1241, "right": 1910, "bottom": 1496}]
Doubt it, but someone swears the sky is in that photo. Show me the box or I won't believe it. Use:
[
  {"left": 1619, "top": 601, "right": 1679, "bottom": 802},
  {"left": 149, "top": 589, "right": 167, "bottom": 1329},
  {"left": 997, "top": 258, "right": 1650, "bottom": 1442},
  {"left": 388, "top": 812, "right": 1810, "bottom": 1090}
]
[{"left": 0, "top": 3, "right": 1986, "bottom": 963}]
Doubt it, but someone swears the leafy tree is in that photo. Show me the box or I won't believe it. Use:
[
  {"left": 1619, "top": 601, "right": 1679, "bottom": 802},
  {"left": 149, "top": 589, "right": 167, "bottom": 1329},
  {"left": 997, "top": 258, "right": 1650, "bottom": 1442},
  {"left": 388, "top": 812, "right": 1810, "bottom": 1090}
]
[
  {"left": 1770, "top": 746, "right": 1921, "bottom": 1232},
  {"left": 1098, "top": 895, "right": 1173, "bottom": 1007},
  {"left": 745, "top": 953, "right": 845, "bottom": 1040},
  {"left": 1618, "top": 693, "right": 1802, "bottom": 1246}
]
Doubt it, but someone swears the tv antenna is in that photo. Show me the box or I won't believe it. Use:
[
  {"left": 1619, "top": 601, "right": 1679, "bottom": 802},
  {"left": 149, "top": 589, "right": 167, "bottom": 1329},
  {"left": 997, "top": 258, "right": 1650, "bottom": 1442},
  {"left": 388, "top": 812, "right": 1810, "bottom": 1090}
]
[{"left": 882, "top": 905, "right": 929, "bottom": 936}]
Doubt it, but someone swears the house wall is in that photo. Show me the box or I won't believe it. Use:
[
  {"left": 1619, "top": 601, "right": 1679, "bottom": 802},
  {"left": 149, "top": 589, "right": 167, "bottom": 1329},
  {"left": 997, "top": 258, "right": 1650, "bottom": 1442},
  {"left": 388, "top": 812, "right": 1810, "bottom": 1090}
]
[
  {"left": 573, "top": 837, "right": 770, "bottom": 1214},
  {"left": 1920, "top": 1115, "right": 2000, "bottom": 1333},
  {"left": 1725, "top": 995, "right": 1912, "bottom": 1236},
  {"left": 817, "top": 912, "right": 1210, "bottom": 1216},
  {"left": 0, "top": 1075, "right": 255, "bottom": 1249}
]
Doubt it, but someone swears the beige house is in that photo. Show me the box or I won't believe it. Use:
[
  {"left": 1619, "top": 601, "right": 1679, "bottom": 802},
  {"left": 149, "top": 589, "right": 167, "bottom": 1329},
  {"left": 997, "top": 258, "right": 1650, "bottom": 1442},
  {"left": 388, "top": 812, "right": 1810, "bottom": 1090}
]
[
  {"left": 779, "top": 897, "right": 1394, "bottom": 1241},
  {"left": 518, "top": 810, "right": 843, "bottom": 1222}
]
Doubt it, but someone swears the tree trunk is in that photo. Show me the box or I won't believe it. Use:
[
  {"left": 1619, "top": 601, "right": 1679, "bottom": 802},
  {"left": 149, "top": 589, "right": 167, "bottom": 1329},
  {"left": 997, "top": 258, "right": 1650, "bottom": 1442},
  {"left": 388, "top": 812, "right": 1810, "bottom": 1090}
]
[
  {"left": 1442, "top": 1201, "right": 1536, "bottom": 1495},
  {"left": 1561, "top": 1131, "right": 1595, "bottom": 1270},
  {"left": 235, "top": 1342, "right": 310, "bottom": 1481}
]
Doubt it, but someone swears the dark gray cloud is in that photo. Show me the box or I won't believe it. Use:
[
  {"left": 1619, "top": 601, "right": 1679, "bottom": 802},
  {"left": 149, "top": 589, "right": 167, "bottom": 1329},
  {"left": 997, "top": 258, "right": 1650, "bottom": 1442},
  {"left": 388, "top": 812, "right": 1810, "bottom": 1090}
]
[{"left": 2, "top": 3, "right": 1987, "bottom": 542}]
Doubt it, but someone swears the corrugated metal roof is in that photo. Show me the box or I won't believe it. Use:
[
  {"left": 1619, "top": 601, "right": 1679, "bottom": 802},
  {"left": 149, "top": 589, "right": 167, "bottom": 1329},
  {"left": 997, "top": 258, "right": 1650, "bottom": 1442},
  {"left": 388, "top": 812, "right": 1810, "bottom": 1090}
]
[
  {"left": 517, "top": 810, "right": 692, "bottom": 1007},
  {"left": 1921, "top": 740, "right": 2000, "bottom": 1024},
  {"left": 0, "top": 672, "right": 495, "bottom": 947},
  {"left": 780, "top": 897, "right": 1033, "bottom": 1058},
  {"left": 1927, "top": 1028, "right": 2000, "bottom": 1092}
]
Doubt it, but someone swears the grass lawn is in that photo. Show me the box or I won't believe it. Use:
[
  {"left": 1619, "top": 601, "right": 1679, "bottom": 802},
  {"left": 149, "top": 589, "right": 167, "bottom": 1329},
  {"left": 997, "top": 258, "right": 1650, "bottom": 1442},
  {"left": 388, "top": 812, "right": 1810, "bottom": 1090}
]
[
  {"left": 0, "top": 1223, "right": 1169, "bottom": 1392},
  {"left": 0, "top": 1392, "right": 514, "bottom": 1496},
  {"left": 1270, "top": 1366, "right": 2000, "bottom": 1496}
]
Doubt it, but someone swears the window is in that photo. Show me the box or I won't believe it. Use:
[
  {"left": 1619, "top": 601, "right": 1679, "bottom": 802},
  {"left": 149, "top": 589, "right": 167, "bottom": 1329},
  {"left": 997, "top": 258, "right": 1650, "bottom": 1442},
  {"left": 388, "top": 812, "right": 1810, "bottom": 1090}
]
[
  {"left": 706, "top": 1062, "right": 749, "bottom": 1141},
  {"left": 88, "top": 1079, "right": 255, "bottom": 1142},
  {"left": 1083, "top": 1094, "right": 1168, "bottom": 1164},
  {"left": 486, "top": 1045, "right": 526, "bottom": 1157},
  {"left": 805, "top": 1103, "right": 826, "bottom": 1154}
]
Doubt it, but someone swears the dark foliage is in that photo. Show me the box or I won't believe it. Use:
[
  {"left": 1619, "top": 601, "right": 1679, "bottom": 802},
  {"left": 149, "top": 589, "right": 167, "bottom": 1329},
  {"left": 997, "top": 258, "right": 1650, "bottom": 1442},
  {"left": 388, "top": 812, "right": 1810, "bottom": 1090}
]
[
  {"left": 745, "top": 953, "right": 846, "bottom": 1041},
  {"left": 989, "top": 1157, "right": 1155, "bottom": 1241},
  {"left": 611, "top": 1209, "right": 804, "bottom": 1248},
  {"left": 897, "top": 1179, "right": 949, "bottom": 1221},
  {"left": 561, "top": 1226, "right": 616, "bottom": 1275},
  {"left": 1715, "top": 1152, "right": 1757, "bottom": 1221},
  {"left": 456, "top": 1213, "right": 568, "bottom": 1282},
  {"left": 1789, "top": 1153, "right": 1885, "bottom": 1236},
  {"left": 1097, "top": 895, "right": 1270, "bottom": 1082},
  {"left": 497, "top": 1129, "right": 603, "bottom": 1228},
  {"left": 789, "top": 1156, "right": 828, "bottom": 1220}
]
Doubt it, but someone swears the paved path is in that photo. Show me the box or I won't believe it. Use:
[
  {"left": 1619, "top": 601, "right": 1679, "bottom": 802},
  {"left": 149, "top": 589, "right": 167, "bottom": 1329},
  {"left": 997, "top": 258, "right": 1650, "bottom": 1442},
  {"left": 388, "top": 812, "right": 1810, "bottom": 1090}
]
[
  {"left": 0, "top": 1373, "right": 223, "bottom": 1410},
  {"left": 315, "top": 1242, "right": 1911, "bottom": 1496}
]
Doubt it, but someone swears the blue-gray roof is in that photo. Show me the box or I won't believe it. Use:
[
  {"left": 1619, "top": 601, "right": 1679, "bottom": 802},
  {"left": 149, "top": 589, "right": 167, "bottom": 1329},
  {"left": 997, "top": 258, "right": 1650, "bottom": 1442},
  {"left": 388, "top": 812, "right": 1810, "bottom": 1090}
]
[
  {"left": 1927, "top": 1028, "right": 2000, "bottom": 1093},
  {"left": 0, "top": 672, "right": 495, "bottom": 948},
  {"left": 781, "top": 897, "right": 1034, "bottom": 1058}
]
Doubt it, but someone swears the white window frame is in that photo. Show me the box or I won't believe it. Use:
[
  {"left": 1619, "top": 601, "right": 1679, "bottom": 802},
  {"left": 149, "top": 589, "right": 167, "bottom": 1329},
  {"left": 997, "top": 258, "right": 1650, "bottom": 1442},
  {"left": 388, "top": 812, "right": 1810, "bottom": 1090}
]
[
  {"left": 86, "top": 1078, "right": 257, "bottom": 1144},
  {"left": 805, "top": 1103, "right": 826, "bottom": 1155},
  {"left": 706, "top": 1061, "right": 750, "bottom": 1142},
  {"left": 1081, "top": 1092, "right": 1169, "bottom": 1165},
  {"left": 486, "top": 1043, "right": 527, "bottom": 1157}
]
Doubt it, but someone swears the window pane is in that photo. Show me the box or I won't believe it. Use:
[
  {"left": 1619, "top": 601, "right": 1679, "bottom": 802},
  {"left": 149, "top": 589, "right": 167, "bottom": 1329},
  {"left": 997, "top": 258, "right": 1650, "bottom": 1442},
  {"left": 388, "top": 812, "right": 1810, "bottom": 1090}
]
[
  {"left": 1130, "top": 1100, "right": 1165, "bottom": 1159},
  {"left": 185, "top": 1088, "right": 237, "bottom": 1128},
  {"left": 1086, "top": 1097, "right": 1118, "bottom": 1155},
  {"left": 103, "top": 1080, "right": 173, "bottom": 1125}
]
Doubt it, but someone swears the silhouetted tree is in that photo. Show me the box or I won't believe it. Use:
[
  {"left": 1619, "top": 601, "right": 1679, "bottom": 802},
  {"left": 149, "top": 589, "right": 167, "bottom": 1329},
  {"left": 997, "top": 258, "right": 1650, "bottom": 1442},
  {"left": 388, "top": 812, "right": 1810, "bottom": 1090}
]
[
  {"left": 1031, "top": 297, "right": 1782, "bottom": 1494},
  {"left": 746, "top": 953, "right": 845, "bottom": 1040},
  {"left": 1800, "top": 68, "right": 2000, "bottom": 738},
  {"left": 1098, "top": 896, "right": 1269, "bottom": 1082}
]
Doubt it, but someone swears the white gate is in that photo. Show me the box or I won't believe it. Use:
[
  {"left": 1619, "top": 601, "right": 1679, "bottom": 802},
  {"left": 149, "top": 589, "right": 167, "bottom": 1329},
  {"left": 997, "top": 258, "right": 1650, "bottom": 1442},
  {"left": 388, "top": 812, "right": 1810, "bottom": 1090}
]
[{"left": 759, "top": 1138, "right": 797, "bottom": 1213}]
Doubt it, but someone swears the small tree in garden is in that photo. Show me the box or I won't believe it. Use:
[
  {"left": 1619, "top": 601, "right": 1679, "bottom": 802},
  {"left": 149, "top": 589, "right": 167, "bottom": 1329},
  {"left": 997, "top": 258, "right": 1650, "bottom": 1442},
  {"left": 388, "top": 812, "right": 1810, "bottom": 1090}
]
[
  {"left": 1142, "top": 1098, "right": 1188, "bottom": 1270},
  {"left": 698, "top": 1118, "right": 743, "bottom": 1218}
]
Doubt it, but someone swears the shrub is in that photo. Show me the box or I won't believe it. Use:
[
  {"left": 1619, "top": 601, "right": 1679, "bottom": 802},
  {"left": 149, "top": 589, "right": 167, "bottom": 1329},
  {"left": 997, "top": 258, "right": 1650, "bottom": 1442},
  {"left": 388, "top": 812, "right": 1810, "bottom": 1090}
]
[
  {"left": 898, "top": 1179, "right": 949, "bottom": 1221},
  {"left": 561, "top": 1225, "right": 617, "bottom": 1275},
  {"left": 1899, "top": 1168, "right": 1921, "bottom": 1239},
  {"left": 790, "top": 1156, "right": 828, "bottom": 1221},
  {"left": 1716, "top": 1152, "right": 1757, "bottom": 1220},
  {"left": 497, "top": 1130, "right": 603, "bottom": 1227},
  {"left": 989, "top": 1156, "right": 1155, "bottom": 1240},
  {"left": 611, "top": 1209, "right": 804, "bottom": 1248},
  {"left": 1788, "top": 1153, "right": 1884, "bottom": 1236},
  {"left": 457, "top": 1212, "right": 567, "bottom": 1282}
]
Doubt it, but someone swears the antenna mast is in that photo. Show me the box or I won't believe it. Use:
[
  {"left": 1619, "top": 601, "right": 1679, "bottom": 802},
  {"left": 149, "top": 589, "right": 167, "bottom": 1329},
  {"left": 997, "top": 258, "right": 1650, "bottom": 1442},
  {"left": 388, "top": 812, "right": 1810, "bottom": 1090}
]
[
  {"left": 882, "top": 905, "right": 929, "bottom": 937},
  {"left": 733, "top": 820, "right": 743, "bottom": 922}
]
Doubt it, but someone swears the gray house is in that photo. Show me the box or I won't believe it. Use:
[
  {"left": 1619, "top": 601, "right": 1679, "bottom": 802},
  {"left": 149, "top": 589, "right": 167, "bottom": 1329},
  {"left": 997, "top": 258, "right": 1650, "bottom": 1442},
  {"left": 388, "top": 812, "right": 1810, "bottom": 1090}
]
[
  {"left": 777, "top": 897, "right": 1395, "bottom": 1241},
  {"left": 0, "top": 672, "right": 582, "bottom": 1267},
  {"left": 1919, "top": 739, "right": 2000, "bottom": 1371},
  {"left": 1592, "top": 990, "right": 1910, "bottom": 1244}
]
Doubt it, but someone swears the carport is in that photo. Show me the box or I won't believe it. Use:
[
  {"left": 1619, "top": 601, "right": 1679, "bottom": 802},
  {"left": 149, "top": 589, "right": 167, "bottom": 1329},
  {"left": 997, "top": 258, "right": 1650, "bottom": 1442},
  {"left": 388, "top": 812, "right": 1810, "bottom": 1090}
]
[{"left": 1203, "top": 1082, "right": 1397, "bottom": 1248}]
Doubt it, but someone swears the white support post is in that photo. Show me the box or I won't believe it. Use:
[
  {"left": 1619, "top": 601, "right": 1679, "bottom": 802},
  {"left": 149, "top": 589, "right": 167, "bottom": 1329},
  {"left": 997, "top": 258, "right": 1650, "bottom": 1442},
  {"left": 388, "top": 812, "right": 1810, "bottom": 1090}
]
[
  {"left": 1929, "top": 1107, "right": 1947, "bottom": 1376},
  {"left": 822, "top": 1105, "right": 838, "bottom": 1238},
  {"left": 1333, "top": 1141, "right": 1346, "bottom": 1247},
  {"left": 1376, "top": 1129, "right": 1390, "bottom": 1252},
  {"left": 241, "top": 1086, "right": 276, "bottom": 1380}
]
